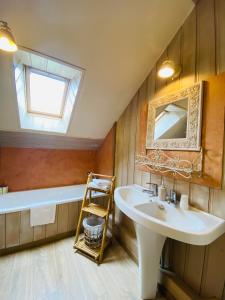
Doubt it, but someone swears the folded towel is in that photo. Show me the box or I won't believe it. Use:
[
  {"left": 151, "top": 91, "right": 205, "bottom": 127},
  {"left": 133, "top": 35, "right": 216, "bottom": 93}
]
[
  {"left": 30, "top": 204, "right": 56, "bottom": 227},
  {"left": 88, "top": 179, "right": 111, "bottom": 191}
]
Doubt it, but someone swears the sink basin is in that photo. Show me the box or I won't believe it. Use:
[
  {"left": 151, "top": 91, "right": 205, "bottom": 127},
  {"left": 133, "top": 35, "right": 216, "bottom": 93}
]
[{"left": 114, "top": 184, "right": 225, "bottom": 299}]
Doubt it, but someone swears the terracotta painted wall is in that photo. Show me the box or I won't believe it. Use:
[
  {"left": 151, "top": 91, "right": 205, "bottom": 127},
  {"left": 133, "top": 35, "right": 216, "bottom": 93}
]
[
  {"left": 115, "top": 0, "right": 225, "bottom": 299},
  {"left": 0, "top": 147, "right": 97, "bottom": 192},
  {"left": 0, "top": 123, "right": 116, "bottom": 191},
  {"left": 97, "top": 124, "right": 116, "bottom": 176}
]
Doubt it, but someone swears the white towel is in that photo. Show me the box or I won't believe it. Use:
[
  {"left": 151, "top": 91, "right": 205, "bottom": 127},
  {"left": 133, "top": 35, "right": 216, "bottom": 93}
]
[
  {"left": 89, "top": 179, "right": 111, "bottom": 191},
  {"left": 30, "top": 204, "right": 56, "bottom": 227}
]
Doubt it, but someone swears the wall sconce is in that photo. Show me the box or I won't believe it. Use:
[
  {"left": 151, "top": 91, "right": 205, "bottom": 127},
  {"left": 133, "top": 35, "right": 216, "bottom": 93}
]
[
  {"left": 157, "top": 60, "right": 181, "bottom": 79},
  {"left": 0, "top": 20, "right": 18, "bottom": 52}
]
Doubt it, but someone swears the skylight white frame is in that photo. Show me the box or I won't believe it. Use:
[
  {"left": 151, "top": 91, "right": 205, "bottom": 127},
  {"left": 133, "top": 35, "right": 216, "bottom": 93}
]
[
  {"left": 25, "top": 66, "right": 69, "bottom": 119},
  {"left": 13, "top": 47, "right": 85, "bottom": 134}
]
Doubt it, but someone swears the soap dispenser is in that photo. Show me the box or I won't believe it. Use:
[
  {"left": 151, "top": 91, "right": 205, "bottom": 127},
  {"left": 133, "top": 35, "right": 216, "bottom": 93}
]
[{"left": 158, "top": 178, "right": 167, "bottom": 201}]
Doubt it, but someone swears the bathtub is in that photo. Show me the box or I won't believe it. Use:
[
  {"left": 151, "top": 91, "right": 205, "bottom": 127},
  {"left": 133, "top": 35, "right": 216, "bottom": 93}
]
[{"left": 0, "top": 184, "right": 106, "bottom": 254}]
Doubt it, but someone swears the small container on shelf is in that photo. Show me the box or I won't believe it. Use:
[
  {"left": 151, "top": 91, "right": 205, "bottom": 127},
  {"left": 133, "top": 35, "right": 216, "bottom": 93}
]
[{"left": 0, "top": 185, "right": 8, "bottom": 195}]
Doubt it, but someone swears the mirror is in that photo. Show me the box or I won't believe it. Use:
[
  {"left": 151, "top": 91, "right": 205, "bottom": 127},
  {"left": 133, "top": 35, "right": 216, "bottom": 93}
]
[
  {"left": 154, "top": 98, "right": 188, "bottom": 140},
  {"left": 146, "top": 82, "right": 203, "bottom": 151}
]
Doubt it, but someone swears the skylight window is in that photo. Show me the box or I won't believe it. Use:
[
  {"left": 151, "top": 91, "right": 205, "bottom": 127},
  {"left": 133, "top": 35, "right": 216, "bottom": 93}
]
[
  {"left": 13, "top": 48, "right": 84, "bottom": 134},
  {"left": 26, "top": 68, "right": 68, "bottom": 118}
]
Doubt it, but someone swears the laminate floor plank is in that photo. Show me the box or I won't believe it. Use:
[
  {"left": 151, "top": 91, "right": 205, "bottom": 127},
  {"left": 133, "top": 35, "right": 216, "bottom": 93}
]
[{"left": 0, "top": 237, "right": 167, "bottom": 300}]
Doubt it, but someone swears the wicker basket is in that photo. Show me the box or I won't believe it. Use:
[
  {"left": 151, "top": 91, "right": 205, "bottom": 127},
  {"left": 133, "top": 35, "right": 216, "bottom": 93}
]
[{"left": 83, "top": 215, "right": 105, "bottom": 249}]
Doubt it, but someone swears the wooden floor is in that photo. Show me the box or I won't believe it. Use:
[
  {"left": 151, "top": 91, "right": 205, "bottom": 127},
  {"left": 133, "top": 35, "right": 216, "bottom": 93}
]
[{"left": 0, "top": 237, "right": 166, "bottom": 300}]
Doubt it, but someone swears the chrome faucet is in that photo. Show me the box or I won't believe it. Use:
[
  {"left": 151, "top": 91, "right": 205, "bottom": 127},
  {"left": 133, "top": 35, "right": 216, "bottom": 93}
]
[
  {"left": 168, "top": 189, "right": 179, "bottom": 205},
  {"left": 142, "top": 183, "right": 158, "bottom": 197}
]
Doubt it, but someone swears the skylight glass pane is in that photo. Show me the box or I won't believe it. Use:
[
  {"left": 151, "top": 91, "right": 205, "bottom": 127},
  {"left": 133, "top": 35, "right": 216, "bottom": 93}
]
[{"left": 29, "top": 70, "right": 67, "bottom": 117}]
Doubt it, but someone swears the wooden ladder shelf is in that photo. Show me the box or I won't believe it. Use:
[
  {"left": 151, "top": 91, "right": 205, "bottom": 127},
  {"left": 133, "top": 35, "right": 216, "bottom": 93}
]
[{"left": 74, "top": 172, "right": 116, "bottom": 264}]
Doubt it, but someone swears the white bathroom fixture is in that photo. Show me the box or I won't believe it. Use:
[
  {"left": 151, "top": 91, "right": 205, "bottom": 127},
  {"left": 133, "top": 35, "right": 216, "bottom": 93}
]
[{"left": 114, "top": 185, "right": 225, "bottom": 299}]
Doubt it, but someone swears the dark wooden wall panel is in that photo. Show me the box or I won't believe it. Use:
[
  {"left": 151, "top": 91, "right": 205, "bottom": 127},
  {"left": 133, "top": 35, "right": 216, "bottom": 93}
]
[
  {"left": 0, "top": 201, "right": 81, "bottom": 253},
  {"left": 6, "top": 212, "right": 20, "bottom": 247},
  {"left": 0, "top": 215, "right": 5, "bottom": 249},
  {"left": 20, "top": 210, "right": 33, "bottom": 244}
]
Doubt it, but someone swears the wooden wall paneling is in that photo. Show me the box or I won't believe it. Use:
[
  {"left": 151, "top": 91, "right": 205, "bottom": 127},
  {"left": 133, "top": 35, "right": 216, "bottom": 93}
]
[
  {"left": 45, "top": 206, "right": 58, "bottom": 238},
  {"left": 134, "top": 79, "right": 148, "bottom": 185},
  {"left": 196, "top": 0, "right": 216, "bottom": 80},
  {"left": 119, "top": 112, "right": 126, "bottom": 186},
  {"left": 163, "top": 176, "right": 175, "bottom": 191},
  {"left": 6, "top": 212, "right": 20, "bottom": 247},
  {"left": 127, "top": 94, "right": 138, "bottom": 185},
  {"left": 155, "top": 50, "right": 168, "bottom": 96},
  {"left": 0, "top": 130, "right": 102, "bottom": 150},
  {"left": 182, "top": 182, "right": 209, "bottom": 294},
  {"left": 150, "top": 173, "right": 162, "bottom": 186},
  {"left": 180, "top": 8, "right": 197, "bottom": 87},
  {"left": 215, "top": 0, "right": 225, "bottom": 74},
  {"left": 0, "top": 214, "right": 5, "bottom": 249},
  {"left": 114, "top": 0, "right": 225, "bottom": 297},
  {"left": 175, "top": 179, "right": 190, "bottom": 197},
  {"left": 121, "top": 104, "right": 131, "bottom": 186},
  {"left": 199, "top": 188, "right": 225, "bottom": 298},
  {"left": 115, "top": 117, "right": 124, "bottom": 187},
  {"left": 134, "top": 89, "right": 142, "bottom": 185},
  {"left": 183, "top": 245, "right": 206, "bottom": 293},
  {"left": 147, "top": 68, "right": 156, "bottom": 102},
  {"left": 210, "top": 188, "right": 225, "bottom": 219},
  {"left": 33, "top": 225, "right": 46, "bottom": 241},
  {"left": 166, "top": 30, "right": 181, "bottom": 93},
  {"left": 190, "top": 184, "right": 210, "bottom": 212},
  {"left": 57, "top": 203, "right": 69, "bottom": 234},
  {"left": 20, "top": 210, "right": 34, "bottom": 245},
  {"left": 68, "top": 202, "right": 79, "bottom": 232},
  {"left": 136, "top": 79, "right": 148, "bottom": 155},
  {"left": 141, "top": 172, "right": 150, "bottom": 188},
  {"left": 170, "top": 177, "right": 188, "bottom": 279},
  {"left": 114, "top": 119, "right": 120, "bottom": 186},
  {"left": 171, "top": 240, "right": 188, "bottom": 279},
  {"left": 200, "top": 233, "right": 225, "bottom": 299}
]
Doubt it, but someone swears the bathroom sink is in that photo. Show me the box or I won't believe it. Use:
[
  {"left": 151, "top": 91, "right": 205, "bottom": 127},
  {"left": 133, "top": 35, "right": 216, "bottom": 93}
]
[{"left": 114, "top": 185, "right": 225, "bottom": 299}]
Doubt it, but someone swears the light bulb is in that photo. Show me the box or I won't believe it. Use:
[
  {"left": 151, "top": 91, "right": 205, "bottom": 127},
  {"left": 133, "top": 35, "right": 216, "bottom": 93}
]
[
  {"left": 158, "top": 66, "right": 175, "bottom": 78},
  {"left": 0, "top": 21, "right": 18, "bottom": 52},
  {"left": 0, "top": 36, "right": 17, "bottom": 52},
  {"left": 157, "top": 60, "right": 180, "bottom": 79}
]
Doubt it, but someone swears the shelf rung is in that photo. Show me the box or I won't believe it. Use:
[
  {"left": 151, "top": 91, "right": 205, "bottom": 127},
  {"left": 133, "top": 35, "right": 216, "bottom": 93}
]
[
  {"left": 82, "top": 203, "right": 108, "bottom": 218},
  {"left": 87, "top": 186, "right": 110, "bottom": 194},
  {"left": 74, "top": 235, "right": 110, "bottom": 260}
]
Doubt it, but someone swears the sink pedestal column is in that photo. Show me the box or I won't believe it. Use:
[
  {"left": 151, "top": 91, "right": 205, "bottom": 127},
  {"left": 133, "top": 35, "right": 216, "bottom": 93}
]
[{"left": 136, "top": 224, "right": 166, "bottom": 300}]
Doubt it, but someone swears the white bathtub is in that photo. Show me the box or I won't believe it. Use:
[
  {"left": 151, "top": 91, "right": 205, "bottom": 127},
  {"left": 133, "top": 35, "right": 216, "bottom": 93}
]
[
  {"left": 0, "top": 184, "right": 106, "bottom": 252},
  {"left": 0, "top": 184, "right": 101, "bottom": 214}
]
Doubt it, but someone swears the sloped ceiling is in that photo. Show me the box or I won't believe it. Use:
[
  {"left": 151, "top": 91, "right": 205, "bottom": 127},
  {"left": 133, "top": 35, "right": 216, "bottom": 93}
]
[{"left": 0, "top": 0, "right": 194, "bottom": 139}]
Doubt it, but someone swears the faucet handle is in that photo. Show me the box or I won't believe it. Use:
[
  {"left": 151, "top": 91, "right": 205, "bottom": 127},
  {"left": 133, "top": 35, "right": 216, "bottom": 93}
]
[
  {"left": 169, "top": 189, "right": 179, "bottom": 204},
  {"left": 145, "top": 182, "right": 158, "bottom": 196}
]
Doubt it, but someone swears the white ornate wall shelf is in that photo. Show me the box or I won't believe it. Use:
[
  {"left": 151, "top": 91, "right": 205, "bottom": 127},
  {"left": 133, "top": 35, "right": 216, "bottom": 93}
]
[{"left": 136, "top": 148, "right": 203, "bottom": 179}]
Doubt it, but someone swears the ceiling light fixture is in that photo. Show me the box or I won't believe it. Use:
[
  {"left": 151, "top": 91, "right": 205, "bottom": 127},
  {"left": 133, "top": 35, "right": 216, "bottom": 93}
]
[
  {"left": 158, "top": 60, "right": 181, "bottom": 79},
  {"left": 0, "top": 20, "right": 18, "bottom": 52}
]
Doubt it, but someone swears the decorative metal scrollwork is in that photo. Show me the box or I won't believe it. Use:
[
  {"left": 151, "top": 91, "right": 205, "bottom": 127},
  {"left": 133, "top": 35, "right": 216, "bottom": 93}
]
[{"left": 136, "top": 148, "right": 203, "bottom": 179}]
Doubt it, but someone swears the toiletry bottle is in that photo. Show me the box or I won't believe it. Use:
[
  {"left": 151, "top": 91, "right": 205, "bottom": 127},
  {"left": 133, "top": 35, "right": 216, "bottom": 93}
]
[
  {"left": 158, "top": 179, "right": 167, "bottom": 201},
  {"left": 180, "top": 194, "right": 189, "bottom": 210}
]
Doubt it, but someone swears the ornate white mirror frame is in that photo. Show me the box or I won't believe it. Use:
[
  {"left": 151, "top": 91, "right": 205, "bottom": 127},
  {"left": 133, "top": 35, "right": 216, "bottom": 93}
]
[{"left": 146, "top": 82, "right": 203, "bottom": 151}]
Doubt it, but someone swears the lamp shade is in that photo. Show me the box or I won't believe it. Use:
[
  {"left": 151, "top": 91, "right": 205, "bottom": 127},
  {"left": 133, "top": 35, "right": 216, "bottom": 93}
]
[
  {"left": 158, "top": 60, "right": 181, "bottom": 79},
  {"left": 0, "top": 21, "right": 18, "bottom": 52}
]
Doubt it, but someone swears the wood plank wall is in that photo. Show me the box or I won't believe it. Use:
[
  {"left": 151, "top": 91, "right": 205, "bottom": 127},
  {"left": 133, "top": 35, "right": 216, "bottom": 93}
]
[
  {"left": 0, "top": 201, "right": 82, "bottom": 253},
  {"left": 0, "top": 195, "right": 108, "bottom": 254},
  {"left": 115, "top": 1, "right": 225, "bottom": 298}
]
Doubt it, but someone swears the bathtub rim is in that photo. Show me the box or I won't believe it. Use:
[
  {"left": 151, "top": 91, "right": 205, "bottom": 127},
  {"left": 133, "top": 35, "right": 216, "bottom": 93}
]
[{"left": 0, "top": 184, "right": 104, "bottom": 214}]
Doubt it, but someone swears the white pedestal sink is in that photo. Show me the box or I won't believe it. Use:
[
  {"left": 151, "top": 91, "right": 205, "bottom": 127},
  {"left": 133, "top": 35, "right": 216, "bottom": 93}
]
[{"left": 114, "top": 185, "right": 225, "bottom": 300}]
